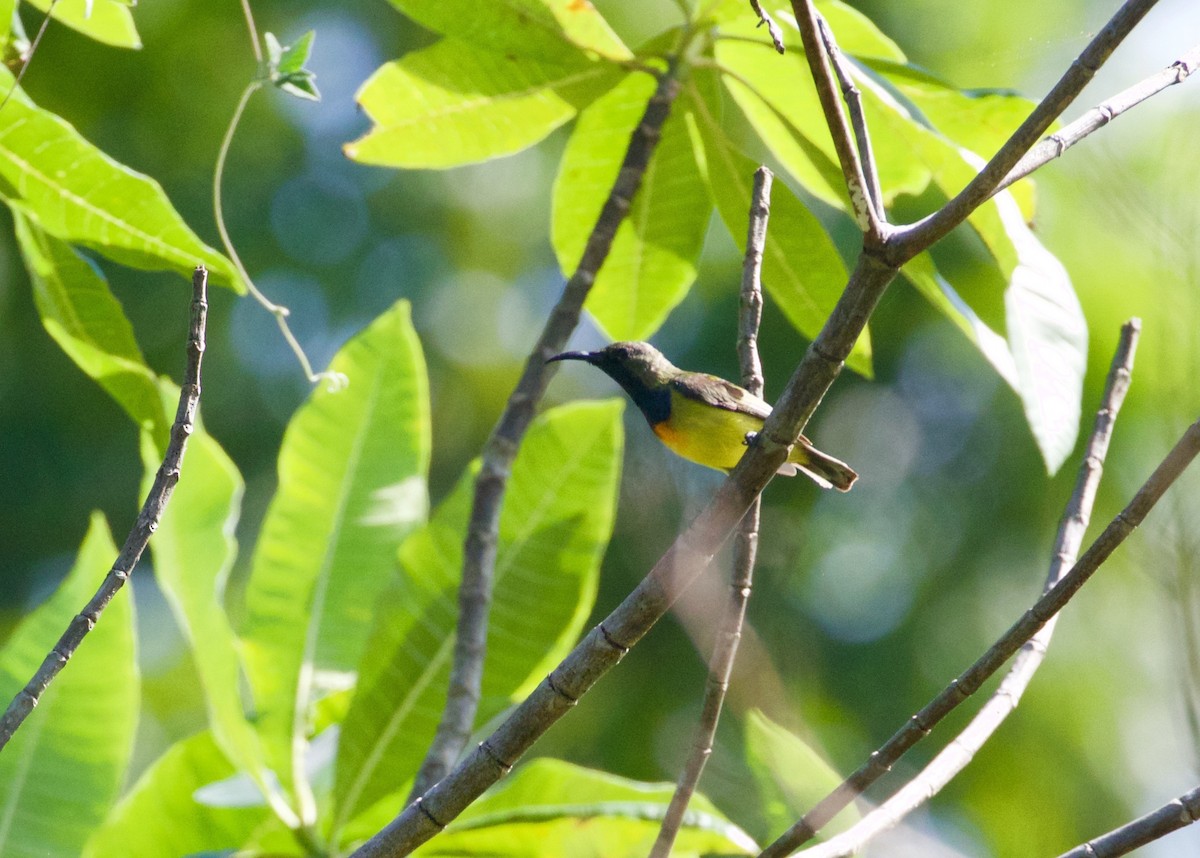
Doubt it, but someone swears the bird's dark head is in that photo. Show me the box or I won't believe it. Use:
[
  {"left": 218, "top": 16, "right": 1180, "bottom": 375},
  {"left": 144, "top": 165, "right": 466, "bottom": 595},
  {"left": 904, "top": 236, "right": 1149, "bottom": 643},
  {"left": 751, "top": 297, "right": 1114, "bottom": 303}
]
[{"left": 548, "top": 341, "right": 680, "bottom": 390}]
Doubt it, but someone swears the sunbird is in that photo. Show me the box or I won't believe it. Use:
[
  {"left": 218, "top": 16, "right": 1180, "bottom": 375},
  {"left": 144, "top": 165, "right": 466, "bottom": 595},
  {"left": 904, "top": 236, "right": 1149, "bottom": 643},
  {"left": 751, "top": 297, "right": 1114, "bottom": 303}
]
[{"left": 548, "top": 341, "right": 857, "bottom": 491}]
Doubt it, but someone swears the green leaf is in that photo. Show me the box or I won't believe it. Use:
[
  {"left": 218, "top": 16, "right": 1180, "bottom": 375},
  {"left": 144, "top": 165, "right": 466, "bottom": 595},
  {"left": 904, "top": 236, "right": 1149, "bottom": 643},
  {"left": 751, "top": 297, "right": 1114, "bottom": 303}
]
[
  {"left": 386, "top": 0, "right": 631, "bottom": 65},
  {"left": 332, "top": 400, "right": 624, "bottom": 836},
  {"left": 0, "top": 71, "right": 240, "bottom": 289},
  {"left": 347, "top": 40, "right": 621, "bottom": 169},
  {"left": 139, "top": 418, "right": 271, "bottom": 794},
  {"left": 83, "top": 731, "right": 268, "bottom": 858},
  {"left": 0, "top": 514, "right": 137, "bottom": 858},
  {"left": 743, "top": 710, "right": 856, "bottom": 840},
  {"left": 997, "top": 192, "right": 1086, "bottom": 474},
  {"left": 714, "top": 14, "right": 930, "bottom": 211},
  {"left": 241, "top": 300, "right": 431, "bottom": 803},
  {"left": 852, "top": 72, "right": 1084, "bottom": 471},
  {"left": 552, "top": 71, "right": 711, "bottom": 340},
  {"left": 15, "top": 212, "right": 169, "bottom": 445},
  {"left": 266, "top": 30, "right": 314, "bottom": 75},
  {"left": 901, "top": 252, "right": 1017, "bottom": 390},
  {"left": 24, "top": 0, "right": 140, "bottom": 49},
  {"left": 346, "top": 759, "right": 756, "bottom": 854},
  {"left": 686, "top": 75, "right": 872, "bottom": 377},
  {"left": 868, "top": 59, "right": 1039, "bottom": 219},
  {"left": 265, "top": 31, "right": 320, "bottom": 102},
  {"left": 0, "top": 0, "right": 15, "bottom": 45}
]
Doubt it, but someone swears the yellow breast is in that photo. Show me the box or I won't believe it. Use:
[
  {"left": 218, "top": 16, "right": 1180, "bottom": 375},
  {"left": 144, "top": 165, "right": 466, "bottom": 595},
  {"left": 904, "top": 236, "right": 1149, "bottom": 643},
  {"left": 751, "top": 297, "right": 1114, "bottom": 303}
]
[{"left": 651, "top": 392, "right": 766, "bottom": 472}]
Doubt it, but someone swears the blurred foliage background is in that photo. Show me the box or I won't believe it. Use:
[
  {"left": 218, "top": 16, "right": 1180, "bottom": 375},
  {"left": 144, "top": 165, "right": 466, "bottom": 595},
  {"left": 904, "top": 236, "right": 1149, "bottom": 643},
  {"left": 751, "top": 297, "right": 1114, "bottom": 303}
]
[{"left": 2, "top": 0, "right": 1200, "bottom": 854}]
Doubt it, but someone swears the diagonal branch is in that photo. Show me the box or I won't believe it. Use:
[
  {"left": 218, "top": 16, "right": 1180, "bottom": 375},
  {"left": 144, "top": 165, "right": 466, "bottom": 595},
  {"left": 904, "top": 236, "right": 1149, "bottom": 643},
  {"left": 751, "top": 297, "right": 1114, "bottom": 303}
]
[
  {"left": 408, "top": 59, "right": 684, "bottom": 801},
  {"left": 1056, "top": 784, "right": 1200, "bottom": 857},
  {"left": 762, "top": 410, "right": 1200, "bottom": 858},
  {"left": 995, "top": 44, "right": 1200, "bottom": 195},
  {"left": 774, "top": 319, "right": 1141, "bottom": 858},
  {"left": 787, "top": 0, "right": 885, "bottom": 237},
  {"left": 895, "top": 0, "right": 1162, "bottom": 260},
  {"left": 649, "top": 166, "right": 774, "bottom": 858},
  {"left": 351, "top": 247, "right": 902, "bottom": 858},
  {"left": 0, "top": 266, "right": 210, "bottom": 753},
  {"left": 351, "top": 4, "right": 1178, "bottom": 853}
]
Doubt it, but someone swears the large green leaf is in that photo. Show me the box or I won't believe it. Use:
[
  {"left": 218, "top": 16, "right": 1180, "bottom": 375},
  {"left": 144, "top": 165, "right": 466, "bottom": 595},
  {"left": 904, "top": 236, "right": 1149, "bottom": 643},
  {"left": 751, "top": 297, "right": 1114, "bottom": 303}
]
[
  {"left": 25, "top": 0, "right": 140, "bottom": 48},
  {"left": 743, "top": 710, "right": 856, "bottom": 841},
  {"left": 332, "top": 400, "right": 624, "bottom": 837},
  {"left": 868, "top": 59, "right": 1039, "bottom": 219},
  {"left": 343, "top": 758, "right": 756, "bottom": 855},
  {"left": 241, "top": 300, "right": 431, "bottom": 804},
  {"left": 139, "top": 419, "right": 271, "bottom": 798},
  {"left": 0, "top": 514, "right": 137, "bottom": 858},
  {"left": 857, "top": 74, "right": 1085, "bottom": 472},
  {"left": 714, "top": 14, "right": 931, "bottom": 211},
  {"left": 387, "top": 0, "right": 631, "bottom": 65},
  {"left": 0, "top": 70, "right": 239, "bottom": 288},
  {"left": 901, "top": 252, "right": 1017, "bottom": 390},
  {"left": 552, "top": 71, "right": 712, "bottom": 340},
  {"left": 997, "top": 191, "right": 1086, "bottom": 474},
  {"left": 686, "top": 75, "right": 872, "bottom": 377},
  {"left": 347, "top": 39, "right": 622, "bottom": 169},
  {"left": 15, "top": 212, "right": 169, "bottom": 445},
  {"left": 83, "top": 731, "right": 268, "bottom": 858}
]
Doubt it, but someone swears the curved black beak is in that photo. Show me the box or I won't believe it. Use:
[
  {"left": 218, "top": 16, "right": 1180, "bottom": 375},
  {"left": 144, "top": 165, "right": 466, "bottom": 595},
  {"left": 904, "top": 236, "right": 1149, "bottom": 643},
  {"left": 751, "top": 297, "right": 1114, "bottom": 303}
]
[{"left": 547, "top": 349, "right": 599, "bottom": 365}]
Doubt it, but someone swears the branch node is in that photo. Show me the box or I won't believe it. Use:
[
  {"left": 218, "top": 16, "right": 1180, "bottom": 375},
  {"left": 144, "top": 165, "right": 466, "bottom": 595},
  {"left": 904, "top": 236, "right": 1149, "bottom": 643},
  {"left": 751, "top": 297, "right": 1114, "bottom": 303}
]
[
  {"left": 414, "top": 797, "right": 446, "bottom": 831},
  {"left": 479, "top": 739, "right": 514, "bottom": 774},
  {"left": 599, "top": 622, "right": 631, "bottom": 654},
  {"left": 545, "top": 672, "right": 578, "bottom": 704}
]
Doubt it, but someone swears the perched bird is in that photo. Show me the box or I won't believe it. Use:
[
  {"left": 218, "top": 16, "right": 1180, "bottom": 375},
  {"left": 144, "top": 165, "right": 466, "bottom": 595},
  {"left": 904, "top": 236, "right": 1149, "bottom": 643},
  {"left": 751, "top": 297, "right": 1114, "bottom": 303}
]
[{"left": 548, "top": 341, "right": 856, "bottom": 491}]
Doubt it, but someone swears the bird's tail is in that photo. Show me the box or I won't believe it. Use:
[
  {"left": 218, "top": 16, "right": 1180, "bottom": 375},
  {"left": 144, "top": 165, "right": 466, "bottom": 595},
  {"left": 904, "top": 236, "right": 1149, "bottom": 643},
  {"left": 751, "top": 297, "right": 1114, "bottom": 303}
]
[{"left": 781, "top": 440, "right": 858, "bottom": 492}]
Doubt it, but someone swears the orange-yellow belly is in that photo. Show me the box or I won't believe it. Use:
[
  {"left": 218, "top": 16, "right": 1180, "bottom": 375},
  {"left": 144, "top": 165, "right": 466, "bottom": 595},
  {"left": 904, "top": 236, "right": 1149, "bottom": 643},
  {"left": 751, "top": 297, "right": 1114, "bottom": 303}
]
[{"left": 650, "top": 394, "right": 766, "bottom": 471}]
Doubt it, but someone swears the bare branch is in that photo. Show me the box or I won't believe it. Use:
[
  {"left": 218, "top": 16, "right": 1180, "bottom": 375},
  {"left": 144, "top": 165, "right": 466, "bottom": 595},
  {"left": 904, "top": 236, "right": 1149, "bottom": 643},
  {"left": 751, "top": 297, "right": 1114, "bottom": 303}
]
[
  {"left": 787, "top": 0, "right": 885, "bottom": 237},
  {"left": 351, "top": 246, "right": 901, "bottom": 858},
  {"left": 0, "top": 266, "right": 209, "bottom": 752},
  {"left": 996, "top": 44, "right": 1200, "bottom": 195},
  {"left": 408, "top": 59, "right": 684, "bottom": 801},
  {"left": 750, "top": 0, "right": 785, "bottom": 54},
  {"left": 815, "top": 14, "right": 884, "bottom": 219},
  {"left": 1056, "top": 784, "right": 1200, "bottom": 857},
  {"left": 895, "top": 0, "right": 1162, "bottom": 262},
  {"left": 763, "top": 405, "right": 1200, "bottom": 858},
  {"left": 650, "top": 166, "right": 774, "bottom": 858},
  {"left": 773, "top": 319, "right": 1141, "bottom": 858}
]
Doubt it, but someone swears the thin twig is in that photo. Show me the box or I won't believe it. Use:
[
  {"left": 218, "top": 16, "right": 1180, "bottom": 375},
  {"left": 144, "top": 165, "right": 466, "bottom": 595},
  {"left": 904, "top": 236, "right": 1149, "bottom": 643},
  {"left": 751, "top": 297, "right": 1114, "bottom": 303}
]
[
  {"left": 778, "top": 319, "right": 1141, "bottom": 858},
  {"left": 0, "top": 0, "right": 59, "bottom": 116},
  {"left": 239, "top": 0, "right": 263, "bottom": 65},
  {"left": 1056, "top": 784, "right": 1200, "bottom": 858},
  {"left": 895, "top": 0, "right": 1161, "bottom": 261},
  {"left": 787, "top": 0, "right": 884, "bottom": 236},
  {"left": 405, "top": 58, "right": 685, "bottom": 803},
  {"left": 0, "top": 266, "right": 209, "bottom": 752},
  {"left": 995, "top": 44, "right": 1200, "bottom": 195},
  {"left": 762, "top": 418, "right": 1200, "bottom": 858},
  {"left": 212, "top": 82, "right": 345, "bottom": 391},
  {"left": 815, "top": 13, "right": 884, "bottom": 220},
  {"left": 649, "top": 166, "right": 774, "bottom": 858},
  {"left": 750, "top": 0, "right": 785, "bottom": 54}
]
